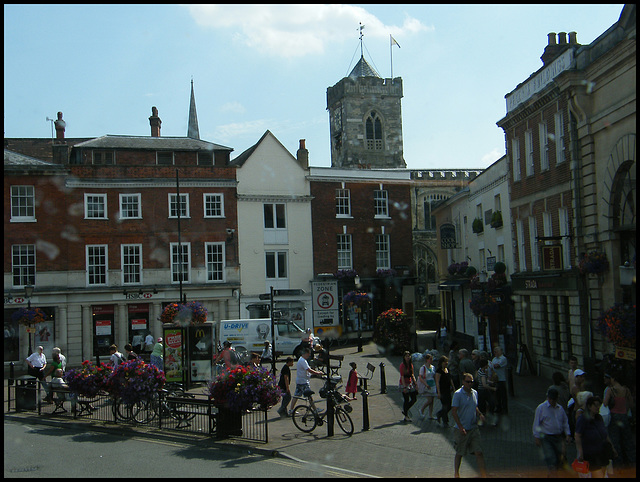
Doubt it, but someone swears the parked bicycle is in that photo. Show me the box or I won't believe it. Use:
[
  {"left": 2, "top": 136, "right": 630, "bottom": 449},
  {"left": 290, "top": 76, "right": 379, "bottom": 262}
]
[
  {"left": 113, "top": 382, "right": 196, "bottom": 425},
  {"left": 291, "top": 376, "right": 354, "bottom": 436}
]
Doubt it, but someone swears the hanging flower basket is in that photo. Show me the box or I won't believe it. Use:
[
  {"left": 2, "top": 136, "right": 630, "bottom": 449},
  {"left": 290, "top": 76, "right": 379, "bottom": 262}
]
[
  {"left": 490, "top": 210, "right": 503, "bottom": 228},
  {"left": 376, "top": 268, "right": 397, "bottom": 278},
  {"left": 11, "top": 307, "right": 46, "bottom": 326},
  {"left": 447, "top": 261, "right": 469, "bottom": 277},
  {"left": 335, "top": 269, "right": 358, "bottom": 279},
  {"left": 578, "top": 250, "right": 609, "bottom": 275},
  {"left": 597, "top": 303, "right": 636, "bottom": 348},
  {"left": 207, "top": 365, "right": 281, "bottom": 412},
  {"left": 64, "top": 361, "right": 113, "bottom": 398},
  {"left": 104, "top": 358, "right": 166, "bottom": 405},
  {"left": 342, "top": 291, "right": 370, "bottom": 307},
  {"left": 160, "top": 301, "right": 208, "bottom": 325},
  {"left": 469, "top": 292, "right": 500, "bottom": 318},
  {"left": 373, "top": 308, "right": 411, "bottom": 354}
]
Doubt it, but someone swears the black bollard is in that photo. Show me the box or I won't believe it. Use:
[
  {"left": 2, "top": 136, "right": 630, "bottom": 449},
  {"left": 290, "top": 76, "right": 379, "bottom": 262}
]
[
  {"left": 9, "top": 362, "right": 15, "bottom": 385},
  {"left": 327, "top": 390, "right": 335, "bottom": 437},
  {"left": 362, "top": 390, "right": 370, "bottom": 431},
  {"left": 96, "top": 354, "right": 101, "bottom": 367},
  {"left": 379, "top": 362, "right": 387, "bottom": 394}
]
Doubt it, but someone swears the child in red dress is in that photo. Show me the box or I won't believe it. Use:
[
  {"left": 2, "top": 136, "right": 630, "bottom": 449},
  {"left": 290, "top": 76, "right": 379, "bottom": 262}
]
[{"left": 346, "top": 362, "right": 358, "bottom": 400}]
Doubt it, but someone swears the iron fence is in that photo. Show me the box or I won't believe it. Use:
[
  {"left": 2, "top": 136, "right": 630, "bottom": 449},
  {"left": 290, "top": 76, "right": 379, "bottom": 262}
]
[{"left": 6, "top": 378, "right": 268, "bottom": 443}]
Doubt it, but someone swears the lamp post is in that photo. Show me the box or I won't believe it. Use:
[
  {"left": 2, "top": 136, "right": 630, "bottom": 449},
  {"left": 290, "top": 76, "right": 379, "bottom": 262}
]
[
  {"left": 477, "top": 271, "right": 487, "bottom": 352},
  {"left": 24, "top": 284, "right": 34, "bottom": 354}
]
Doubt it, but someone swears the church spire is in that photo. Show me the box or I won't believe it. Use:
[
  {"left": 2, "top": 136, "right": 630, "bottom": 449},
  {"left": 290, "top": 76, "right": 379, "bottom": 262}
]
[{"left": 187, "top": 78, "right": 200, "bottom": 139}]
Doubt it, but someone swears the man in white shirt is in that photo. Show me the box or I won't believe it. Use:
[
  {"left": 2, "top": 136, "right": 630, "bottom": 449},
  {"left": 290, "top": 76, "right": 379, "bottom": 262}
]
[
  {"left": 289, "top": 347, "right": 323, "bottom": 415},
  {"left": 26, "top": 346, "right": 47, "bottom": 380}
]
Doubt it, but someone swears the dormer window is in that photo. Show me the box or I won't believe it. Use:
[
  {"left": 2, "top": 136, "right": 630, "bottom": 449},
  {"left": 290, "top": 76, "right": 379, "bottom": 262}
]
[{"left": 93, "top": 150, "right": 114, "bottom": 165}]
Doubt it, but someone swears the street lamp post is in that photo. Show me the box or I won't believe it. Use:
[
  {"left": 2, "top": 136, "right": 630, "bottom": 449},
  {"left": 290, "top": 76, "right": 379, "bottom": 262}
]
[{"left": 24, "top": 284, "right": 34, "bottom": 354}]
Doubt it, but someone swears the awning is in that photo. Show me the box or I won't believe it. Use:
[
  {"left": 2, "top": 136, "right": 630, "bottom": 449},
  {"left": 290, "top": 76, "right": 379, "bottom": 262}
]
[{"left": 438, "top": 279, "right": 469, "bottom": 291}]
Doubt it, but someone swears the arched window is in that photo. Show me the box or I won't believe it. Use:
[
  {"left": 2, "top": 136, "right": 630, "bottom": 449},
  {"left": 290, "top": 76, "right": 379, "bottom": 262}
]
[{"left": 365, "top": 112, "right": 383, "bottom": 150}]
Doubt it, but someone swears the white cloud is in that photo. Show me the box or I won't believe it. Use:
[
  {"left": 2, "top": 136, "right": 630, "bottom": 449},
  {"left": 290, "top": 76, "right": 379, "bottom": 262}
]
[
  {"left": 215, "top": 119, "right": 272, "bottom": 141},
  {"left": 220, "top": 101, "right": 246, "bottom": 114},
  {"left": 183, "top": 4, "right": 429, "bottom": 58},
  {"left": 481, "top": 148, "right": 504, "bottom": 166}
]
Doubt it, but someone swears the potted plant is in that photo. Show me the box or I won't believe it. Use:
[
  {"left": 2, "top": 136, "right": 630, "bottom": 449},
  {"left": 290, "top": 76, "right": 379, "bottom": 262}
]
[
  {"left": 373, "top": 308, "right": 411, "bottom": 354},
  {"left": 490, "top": 210, "right": 503, "bottom": 228},
  {"left": 578, "top": 250, "right": 609, "bottom": 275},
  {"left": 469, "top": 291, "right": 500, "bottom": 318},
  {"left": 335, "top": 269, "right": 358, "bottom": 279},
  {"left": 342, "top": 291, "right": 370, "bottom": 307},
  {"left": 447, "top": 261, "right": 469, "bottom": 278},
  {"left": 160, "top": 301, "right": 208, "bottom": 325},
  {"left": 376, "top": 268, "right": 397, "bottom": 278},
  {"left": 597, "top": 303, "right": 636, "bottom": 348},
  {"left": 472, "top": 217, "right": 484, "bottom": 234},
  {"left": 207, "top": 365, "right": 281, "bottom": 438},
  {"left": 104, "top": 358, "right": 165, "bottom": 405},
  {"left": 11, "top": 306, "right": 46, "bottom": 326},
  {"left": 64, "top": 360, "right": 113, "bottom": 398}
]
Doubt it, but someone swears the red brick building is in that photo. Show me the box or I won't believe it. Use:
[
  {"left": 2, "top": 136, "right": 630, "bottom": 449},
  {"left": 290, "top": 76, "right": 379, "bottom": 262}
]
[{"left": 5, "top": 106, "right": 239, "bottom": 366}]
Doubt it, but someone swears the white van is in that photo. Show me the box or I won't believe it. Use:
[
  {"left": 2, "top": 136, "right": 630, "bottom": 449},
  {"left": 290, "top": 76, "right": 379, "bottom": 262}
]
[{"left": 218, "top": 318, "right": 305, "bottom": 356}]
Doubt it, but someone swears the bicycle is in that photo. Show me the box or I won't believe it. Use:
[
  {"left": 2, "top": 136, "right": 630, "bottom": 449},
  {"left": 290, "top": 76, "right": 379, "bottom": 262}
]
[
  {"left": 291, "top": 376, "right": 354, "bottom": 436},
  {"left": 113, "top": 382, "right": 196, "bottom": 425}
]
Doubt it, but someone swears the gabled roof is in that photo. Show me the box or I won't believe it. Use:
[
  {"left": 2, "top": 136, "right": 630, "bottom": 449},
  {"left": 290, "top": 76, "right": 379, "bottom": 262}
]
[
  {"left": 348, "top": 56, "right": 380, "bottom": 78},
  {"left": 230, "top": 130, "right": 296, "bottom": 168},
  {"left": 73, "top": 135, "right": 232, "bottom": 152}
]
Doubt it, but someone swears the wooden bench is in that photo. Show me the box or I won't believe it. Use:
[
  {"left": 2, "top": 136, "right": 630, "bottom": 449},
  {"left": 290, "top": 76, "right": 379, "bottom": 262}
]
[{"left": 358, "top": 363, "right": 377, "bottom": 391}]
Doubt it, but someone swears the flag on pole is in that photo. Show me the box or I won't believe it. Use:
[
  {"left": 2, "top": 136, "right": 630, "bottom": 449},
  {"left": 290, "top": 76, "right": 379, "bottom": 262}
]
[{"left": 390, "top": 34, "right": 401, "bottom": 48}]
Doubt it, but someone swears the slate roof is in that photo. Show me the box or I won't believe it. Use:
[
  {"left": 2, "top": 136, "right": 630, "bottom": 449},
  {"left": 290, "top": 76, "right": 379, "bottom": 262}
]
[
  {"left": 348, "top": 56, "right": 380, "bottom": 78},
  {"left": 73, "top": 135, "right": 232, "bottom": 152},
  {"left": 4, "top": 148, "right": 67, "bottom": 172}
]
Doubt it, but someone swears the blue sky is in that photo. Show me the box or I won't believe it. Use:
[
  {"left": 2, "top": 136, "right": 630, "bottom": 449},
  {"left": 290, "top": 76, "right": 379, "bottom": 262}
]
[{"left": 4, "top": 4, "right": 625, "bottom": 169}]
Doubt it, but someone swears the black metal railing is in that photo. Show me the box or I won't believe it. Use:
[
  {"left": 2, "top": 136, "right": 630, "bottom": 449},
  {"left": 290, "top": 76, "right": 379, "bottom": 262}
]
[{"left": 6, "top": 378, "right": 268, "bottom": 443}]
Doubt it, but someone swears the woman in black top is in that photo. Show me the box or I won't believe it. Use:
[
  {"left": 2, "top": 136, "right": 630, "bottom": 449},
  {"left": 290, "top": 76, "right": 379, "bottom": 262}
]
[{"left": 435, "top": 355, "right": 455, "bottom": 427}]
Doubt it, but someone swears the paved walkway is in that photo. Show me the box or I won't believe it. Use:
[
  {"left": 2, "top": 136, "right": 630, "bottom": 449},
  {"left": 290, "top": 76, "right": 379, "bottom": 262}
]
[{"left": 5, "top": 343, "right": 636, "bottom": 478}]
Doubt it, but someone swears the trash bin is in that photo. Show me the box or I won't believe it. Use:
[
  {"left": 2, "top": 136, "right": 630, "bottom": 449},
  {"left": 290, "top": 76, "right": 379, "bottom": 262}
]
[{"left": 16, "top": 378, "right": 37, "bottom": 411}]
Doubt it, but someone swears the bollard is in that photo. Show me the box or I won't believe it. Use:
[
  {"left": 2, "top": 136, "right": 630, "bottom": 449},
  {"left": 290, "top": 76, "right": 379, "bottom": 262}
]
[
  {"left": 507, "top": 365, "right": 515, "bottom": 397},
  {"left": 327, "top": 391, "right": 335, "bottom": 437},
  {"left": 379, "top": 362, "right": 387, "bottom": 394},
  {"left": 362, "top": 390, "right": 370, "bottom": 431},
  {"left": 96, "top": 354, "right": 101, "bottom": 367}
]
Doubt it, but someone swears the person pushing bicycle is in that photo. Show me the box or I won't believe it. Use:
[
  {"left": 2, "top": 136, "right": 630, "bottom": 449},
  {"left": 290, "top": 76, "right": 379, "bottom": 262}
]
[{"left": 289, "top": 347, "right": 323, "bottom": 415}]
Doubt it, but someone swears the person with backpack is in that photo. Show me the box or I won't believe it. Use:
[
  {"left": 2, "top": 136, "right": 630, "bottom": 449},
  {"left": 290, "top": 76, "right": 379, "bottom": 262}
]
[{"left": 109, "top": 344, "right": 126, "bottom": 367}]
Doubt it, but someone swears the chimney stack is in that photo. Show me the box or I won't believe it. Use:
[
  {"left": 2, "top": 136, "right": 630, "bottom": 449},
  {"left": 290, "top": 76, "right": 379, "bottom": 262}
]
[
  {"left": 149, "top": 106, "right": 162, "bottom": 137},
  {"left": 541, "top": 31, "right": 580, "bottom": 66},
  {"left": 297, "top": 139, "right": 309, "bottom": 169},
  {"left": 54, "top": 111, "right": 66, "bottom": 140}
]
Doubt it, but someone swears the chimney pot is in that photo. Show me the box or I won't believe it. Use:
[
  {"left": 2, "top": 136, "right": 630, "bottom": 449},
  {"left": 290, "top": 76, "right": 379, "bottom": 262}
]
[
  {"left": 558, "top": 32, "right": 567, "bottom": 44},
  {"left": 568, "top": 31, "right": 577, "bottom": 44},
  {"left": 547, "top": 33, "right": 557, "bottom": 45},
  {"left": 149, "top": 106, "right": 162, "bottom": 137},
  {"left": 54, "top": 111, "right": 66, "bottom": 140}
]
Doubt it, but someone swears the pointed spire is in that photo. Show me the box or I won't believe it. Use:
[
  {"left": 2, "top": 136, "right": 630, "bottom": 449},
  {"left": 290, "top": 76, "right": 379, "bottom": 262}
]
[{"left": 187, "top": 78, "right": 200, "bottom": 140}]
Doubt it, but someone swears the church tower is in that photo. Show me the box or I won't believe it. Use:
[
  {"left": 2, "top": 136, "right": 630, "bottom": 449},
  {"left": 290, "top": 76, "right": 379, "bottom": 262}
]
[{"left": 327, "top": 35, "right": 405, "bottom": 168}]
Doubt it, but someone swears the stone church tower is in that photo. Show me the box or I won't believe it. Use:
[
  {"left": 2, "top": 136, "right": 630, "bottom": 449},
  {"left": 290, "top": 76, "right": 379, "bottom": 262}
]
[{"left": 327, "top": 54, "right": 406, "bottom": 169}]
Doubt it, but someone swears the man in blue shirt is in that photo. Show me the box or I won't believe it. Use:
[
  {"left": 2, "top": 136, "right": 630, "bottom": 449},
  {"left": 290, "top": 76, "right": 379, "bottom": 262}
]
[
  {"left": 451, "top": 372, "right": 487, "bottom": 478},
  {"left": 532, "top": 387, "right": 571, "bottom": 477}
]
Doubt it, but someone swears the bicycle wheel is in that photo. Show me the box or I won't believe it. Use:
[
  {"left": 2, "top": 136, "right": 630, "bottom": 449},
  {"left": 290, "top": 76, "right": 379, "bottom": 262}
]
[
  {"left": 335, "top": 406, "right": 354, "bottom": 436},
  {"left": 133, "top": 398, "right": 157, "bottom": 424},
  {"left": 115, "top": 399, "right": 134, "bottom": 421},
  {"left": 292, "top": 405, "right": 317, "bottom": 433}
]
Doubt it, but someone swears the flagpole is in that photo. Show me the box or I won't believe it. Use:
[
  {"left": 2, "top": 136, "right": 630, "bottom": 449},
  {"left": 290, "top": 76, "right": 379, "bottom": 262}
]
[{"left": 390, "top": 34, "right": 393, "bottom": 79}]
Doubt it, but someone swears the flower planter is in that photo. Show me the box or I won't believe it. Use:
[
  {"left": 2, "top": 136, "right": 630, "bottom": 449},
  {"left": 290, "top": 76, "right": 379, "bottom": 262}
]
[{"left": 216, "top": 405, "right": 243, "bottom": 439}]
